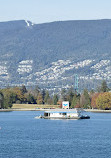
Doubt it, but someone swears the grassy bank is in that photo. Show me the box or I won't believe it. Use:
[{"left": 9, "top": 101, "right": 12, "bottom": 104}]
[{"left": 12, "top": 104, "right": 60, "bottom": 110}]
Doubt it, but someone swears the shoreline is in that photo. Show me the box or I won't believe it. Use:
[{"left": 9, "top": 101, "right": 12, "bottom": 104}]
[
  {"left": 1, "top": 108, "right": 111, "bottom": 113},
  {"left": 85, "top": 109, "right": 111, "bottom": 113},
  {"left": 0, "top": 109, "right": 45, "bottom": 112}
]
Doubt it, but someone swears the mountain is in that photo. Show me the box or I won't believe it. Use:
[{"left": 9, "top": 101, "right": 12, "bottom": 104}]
[{"left": 0, "top": 19, "right": 111, "bottom": 92}]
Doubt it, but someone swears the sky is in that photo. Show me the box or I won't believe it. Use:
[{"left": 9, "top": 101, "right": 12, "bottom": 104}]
[{"left": 0, "top": 0, "right": 111, "bottom": 24}]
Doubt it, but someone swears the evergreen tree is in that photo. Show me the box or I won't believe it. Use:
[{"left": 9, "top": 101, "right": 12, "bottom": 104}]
[
  {"left": 3, "top": 90, "right": 17, "bottom": 108},
  {"left": 82, "top": 89, "right": 91, "bottom": 108},
  {"left": 0, "top": 92, "right": 4, "bottom": 109},
  {"left": 61, "top": 89, "right": 67, "bottom": 101},
  {"left": 66, "top": 87, "right": 74, "bottom": 106},
  {"left": 53, "top": 94, "right": 58, "bottom": 105},
  {"left": 21, "top": 85, "right": 27, "bottom": 95},
  {"left": 27, "top": 93, "right": 35, "bottom": 104},
  {"left": 35, "top": 85, "right": 40, "bottom": 95},
  {"left": 71, "top": 94, "right": 80, "bottom": 108},
  {"left": 100, "top": 80, "right": 109, "bottom": 92},
  {"left": 44, "top": 91, "right": 50, "bottom": 104},
  {"left": 42, "top": 89, "right": 46, "bottom": 104}
]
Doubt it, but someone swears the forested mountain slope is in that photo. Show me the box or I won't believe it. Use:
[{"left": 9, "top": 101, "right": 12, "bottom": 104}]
[{"left": 0, "top": 19, "right": 111, "bottom": 92}]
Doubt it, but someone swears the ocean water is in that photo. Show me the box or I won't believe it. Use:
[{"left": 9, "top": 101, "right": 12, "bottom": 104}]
[{"left": 0, "top": 111, "right": 111, "bottom": 158}]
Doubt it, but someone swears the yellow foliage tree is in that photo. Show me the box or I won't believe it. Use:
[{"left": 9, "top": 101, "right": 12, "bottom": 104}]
[
  {"left": 12, "top": 87, "right": 26, "bottom": 102},
  {"left": 96, "top": 92, "right": 111, "bottom": 110},
  {"left": 36, "top": 92, "right": 43, "bottom": 104}
]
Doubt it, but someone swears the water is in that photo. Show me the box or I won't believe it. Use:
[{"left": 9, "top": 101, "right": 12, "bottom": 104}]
[{"left": 0, "top": 111, "right": 111, "bottom": 158}]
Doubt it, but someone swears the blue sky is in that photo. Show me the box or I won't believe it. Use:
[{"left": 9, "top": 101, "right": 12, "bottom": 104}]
[{"left": 0, "top": 0, "right": 111, "bottom": 23}]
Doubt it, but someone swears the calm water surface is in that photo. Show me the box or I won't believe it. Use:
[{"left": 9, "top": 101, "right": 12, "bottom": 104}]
[{"left": 0, "top": 111, "right": 111, "bottom": 158}]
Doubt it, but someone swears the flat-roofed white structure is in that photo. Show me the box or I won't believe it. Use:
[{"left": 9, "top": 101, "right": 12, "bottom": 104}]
[{"left": 37, "top": 109, "right": 90, "bottom": 119}]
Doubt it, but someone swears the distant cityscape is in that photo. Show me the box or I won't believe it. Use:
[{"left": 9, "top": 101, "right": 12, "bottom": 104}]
[{"left": 0, "top": 58, "right": 111, "bottom": 93}]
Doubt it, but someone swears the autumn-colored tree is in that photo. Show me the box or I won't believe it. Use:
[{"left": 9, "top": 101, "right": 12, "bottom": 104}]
[
  {"left": 91, "top": 93, "right": 101, "bottom": 109},
  {"left": 36, "top": 92, "right": 43, "bottom": 104},
  {"left": 96, "top": 92, "right": 111, "bottom": 110},
  {"left": 47, "top": 98, "right": 53, "bottom": 105},
  {"left": 12, "top": 87, "right": 25, "bottom": 103}
]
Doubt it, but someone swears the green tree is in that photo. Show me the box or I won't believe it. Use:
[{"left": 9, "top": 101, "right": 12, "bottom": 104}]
[
  {"left": 20, "top": 85, "right": 27, "bottom": 95},
  {"left": 44, "top": 91, "right": 50, "bottom": 104},
  {"left": 66, "top": 87, "right": 74, "bottom": 106},
  {"left": 81, "top": 89, "right": 91, "bottom": 109},
  {"left": 0, "top": 92, "right": 4, "bottom": 109},
  {"left": 71, "top": 94, "right": 80, "bottom": 108},
  {"left": 100, "top": 80, "right": 109, "bottom": 92},
  {"left": 26, "top": 93, "right": 35, "bottom": 104},
  {"left": 42, "top": 89, "right": 46, "bottom": 104},
  {"left": 61, "top": 89, "right": 67, "bottom": 101},
  {"left": 90, "top": 89, "right": 95, "bottom": 95},
  {"left": 53, "top": 94, "right": 58, "bottom": 105},
  {"left": 3, "top": 90, "right": 17, "bottom": 108}
]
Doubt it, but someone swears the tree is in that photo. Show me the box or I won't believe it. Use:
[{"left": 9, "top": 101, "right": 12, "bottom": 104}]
[
  {"left": 71, "top": 94, "right": 80, "bottom": 108},
  {"left": 47, "top": 98, "right": 53, "bottom": 105},
  {"left": 26, "top": 93, "right": 36, "bottom": 104},
  {"left": 36, "top": 92, "right": 43, "bottom": 104},
  {"left": 35, "top": 85, "right": 40, "bottom": 96},
  {"left": 80, "top": 89, "right": 91, "bottom": 109},
  {"left": 44, "top": 91, "right": 50, "bottom": 104},
  {"left": 20, "top": 85, "right": 27, "bottom": 95},
  {"left": 96, "top": 92, "right": 111, "bottom": 110},
  {"left": 90, "top": 89, "right": 95, "bottom": 97},
  {"left": 66, "top": 88, "right": 74, "bottom": 106},
  {"left": 60, "top": 89, "right": 67, "bottom": 101},
  {"left": 0, "top": 92, "right": 4, "bottom": 109},
  {"left": 100, "top": 80, "right": 109, "bottom": 92},
  {"left": 42, "top": 89, "right": 46, "bottom": 104},
  {"left": 3, "top": 89, "right": 17, "bottom": 108},
  {"left": 97, "top": 80, "right": 109, "bottom": 92},
  {"left": 91, "top": 93, "right": 100, "bottom": 109},
  {"left": 12, "top": 87, "right": 25, "bottom": 103},
  {"left": 80, "top": 94, "right": 86, "bottom": 108},
  {"left": 53, "top": 94, "right": 58, "bottom": 105}
]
